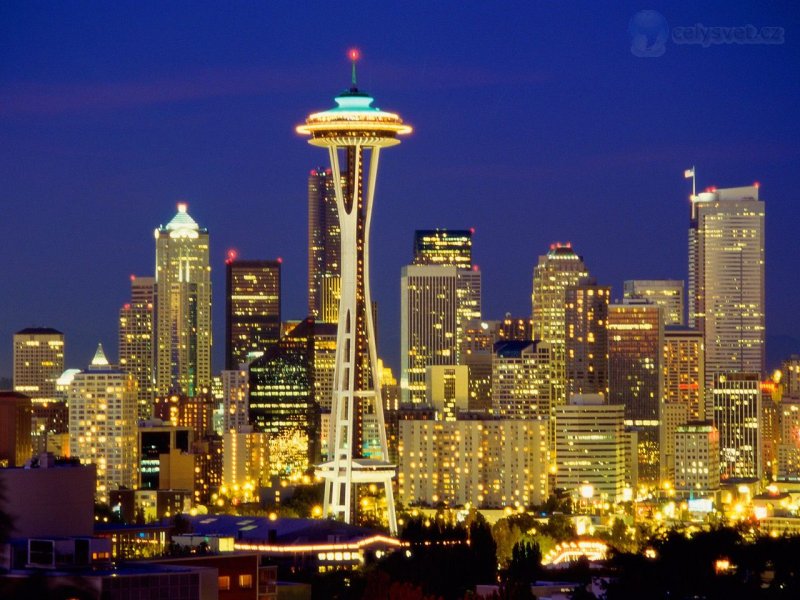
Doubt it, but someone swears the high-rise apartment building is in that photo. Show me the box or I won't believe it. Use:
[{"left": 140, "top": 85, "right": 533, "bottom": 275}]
[
  {"left": 782, "top": 356, "right": 800, "bottom": 399},
  {"left": 119, "top": 276, "right": 155, "bottom": 420},
  {"left": 412, "top": 229, "right": 473, "bottom": 269},
  {"left": 712, "top": 372, "right": 762, "bottom": 480},
  {"left": 307, "top": 167, "right": 343, "bottom": 321},
  {"left": 69, "top": 345, "right": 137, "bottom": 503},
  {"left": 459, "top": 319, "right": 497, "bottom": 413},
  {"left": 554, "top": 394, "right": 627, "bottom": 503},
  {"left": 398, "top": 417, "right": 548, "bottom": 508},
  {"left": 778, "top": 400, "right": 800, "bottom": 480},
  {"left": 624, "top": 280, "right": 685, "bottom": 326},
  {"left": 689, "top": 186, "right": 765, "bottom": 387},
  {"left": 491, "top": 340, "right": 552, "bottom": 421},
  {"left": 400, "top": 264, "right": 481, "bottom": 404},
  {"left": 531, "top": 243, "right": 590, "bottom": 408},
  {"left": 608, "top": 299, "right": 663, "bottom": 483},
  {"left": 565, "top": 279, "right": 610, "bottom": 399},
  {"left": 225, "top": 258, "right": 281, "bottom": 369},
  {"left": 154, "top": 203, "right": 211, "bottom": 397}
]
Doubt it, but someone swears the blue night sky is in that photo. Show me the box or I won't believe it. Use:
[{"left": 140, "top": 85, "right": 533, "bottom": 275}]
[{"left": 1, "top": 1, "right": 798, "bottom": 378}]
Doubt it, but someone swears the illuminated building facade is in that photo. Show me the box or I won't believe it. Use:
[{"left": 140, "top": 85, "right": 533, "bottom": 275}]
[
  {"left": 565, "top": 279, "right": 610, "bottom": 399},
  {"left": 225, "top": 258, "right": 281, "bottom": 369},
  {"left": 153, "top": 394, "right": 214, "bottom": 440},
  {"left": 69, "top": 344, "right": 137, "bottom": 503},
  {"left": 712, "top": 372, "right": 762, "bottom": 479},
  {"left": 689, "top": 186, "right": 765, "bottom": 389},
  {"left": 663, "top": 327, "right": 706, "bottom": 419},
  {"left": 297, "top": 56, "right": 410, "bottom": 532},
  {"left": 778, "top": 400, "right": 800, "bottom": 480},
  {"left": 608, "top": 299, "right": 663, "bottom": 483},
  {"left": 13, "top": 327, "right": 66, "bottom": 452},
  {"left": 782, "top": 356, "right": 800, "bottom": 399},
  {"left": 459, "top": 319, "right": 497, "bottom": 413},
  {"left": 248, "top": 319, "right": 327, "bottom": 476},
  {"left": 491, "top": 340, "right": 552, "bottom": 421},
  {"left": 674, "top": 420, "right": 720, "bottom": 497},
  {"left": 401, "top": 264, "right": 481, "bottom": 404},
  {"left": 426, "top": 365, "right": 469, "bottom": 421},
  {"left": 221, "top": 367, "right": 249, "bottom": 433},
  {"left": 623, "top": 279, "right": 685, "bottom": 326},
  {"left": 222, "top": 428, "right": 269, "bottom": 500},
  {"left": 307, "top": 167, "right": 344, "bottom": 321},
  {"left": 412, "top": 229, "right": 472, "bottom": 269},
  {"left": 554, "top": 394, "right": 627, "bottom": 503},
  {"left": 531, "top": 243, "right": 590, "bottom": 408},
  {"left": 398, "top": 418, "right": 548, "bottom": 508},
  {"left": 137, "top": 421, "right": 192, "bottom": 490},
  {"left": 154, "top": 203, "right": 211, "bottom": 397},
  {"left": 119, "top": 276, "right": 155, "bottom": 420},
  {"left": 498, "top": 314, "right": 534, "bottom": 342}
]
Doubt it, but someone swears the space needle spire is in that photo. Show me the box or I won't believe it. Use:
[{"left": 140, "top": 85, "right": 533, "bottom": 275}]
[{"left": 297, "top": 50, "right": 411, "bottom": 534}]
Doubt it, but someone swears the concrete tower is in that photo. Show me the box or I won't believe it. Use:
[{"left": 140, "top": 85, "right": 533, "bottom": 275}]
[{"left": 296, "top": 51, "right": 411, "bottom": 533}]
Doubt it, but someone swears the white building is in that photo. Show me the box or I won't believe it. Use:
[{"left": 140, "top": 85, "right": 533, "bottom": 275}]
[
  {"left": 624, "top": 279, "right": 685, "bottom": 326},
  {"left": 712, "top": 372, "right": 762, "bottom": 479},
  {"left": 426, "top": 365, "right": 469, "bottom": 421},
  {"left": 221, "top": 367, "right": 249, "bottom": 433},
  {"left": 491, "top": 340, "right": 552, "bottom": 421},
  {"left": 689, "top": 186, "right": 765, "bottom": 388},
  {"left": 69, "top": 344, "right": 137, "bottom": 503}
]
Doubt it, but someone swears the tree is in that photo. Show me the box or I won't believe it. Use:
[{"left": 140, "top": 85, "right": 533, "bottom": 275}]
[{"left": 505, "top": 541, "right": 542, "bottom": 585}]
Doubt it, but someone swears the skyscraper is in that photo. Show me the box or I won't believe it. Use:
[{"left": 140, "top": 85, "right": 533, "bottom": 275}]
[
  {"left": 712, "top": 372, "right": 762, "bottom": 479},
  {"left": 225, "top": 257, "right": 281, "bottom": 369},
  {"left": 13, "top": 327, "right": 66, "bottom": 452},
  {"left": 531, "top": 243, "right": 590, "bottom": 408},
  {"left": 69, "top": 344, "right": 137, "bottom": 503},
  {"left": 308, "top": 167, "right": 344, "bottom": 321},
  {"left": 13, "top": 327, "right": 64, "bottom": 403},
  {"left": 623, "top": 280, "right": 685, "bottom": 326},
  {"left": 608, "top": 299, "right": 664, "bottom": 483},
  {"left": 565, "top": 279, "right": 610, "bottom": 399},
  {"left": 689, "top": 185, "right": 765, "bottom": 387},
  {"left": 0, "top": 392, "right": 32, "bottom": 467},
  {"left": 154, "top": 203, "right": 211, "bottom": 396},
  {"left": 119, "top": 276, "right": 155, "bottom": 420},
  {"left": 412, "top": 229, "right": 473, "bottom": 269},
  {"left": 297, "top": 53, "right": 410, "bottom": 532}
]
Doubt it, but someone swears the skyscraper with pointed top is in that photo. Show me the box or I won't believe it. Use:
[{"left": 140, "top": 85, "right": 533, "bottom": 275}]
[
  {"left": 154, "top": 203, "right": 212, "bottom": 396},
  {"left": 297, "top": 51, "right": 411, "bottom": 533},
  {"left": 69, "top": 344, "right": 137, "bottom": 503}
]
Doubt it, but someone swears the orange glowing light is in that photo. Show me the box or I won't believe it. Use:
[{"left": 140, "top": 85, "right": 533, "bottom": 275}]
[{"left": 349, "top": 48, "right": 360, "bottom": 62}]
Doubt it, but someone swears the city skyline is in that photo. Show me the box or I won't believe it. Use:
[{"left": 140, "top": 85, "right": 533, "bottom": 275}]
[{"left": 1, "top": 3, "right": 799, "bottom": 378}]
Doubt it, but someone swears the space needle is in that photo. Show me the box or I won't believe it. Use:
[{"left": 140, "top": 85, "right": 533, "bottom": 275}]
[{"left": 296, "top": 50, "right": 411, "bottom": 534}]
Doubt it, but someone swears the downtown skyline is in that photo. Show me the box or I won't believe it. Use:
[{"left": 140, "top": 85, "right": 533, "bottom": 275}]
[{"left": 1, "top": 2, "right": 799, "bottom": 377}]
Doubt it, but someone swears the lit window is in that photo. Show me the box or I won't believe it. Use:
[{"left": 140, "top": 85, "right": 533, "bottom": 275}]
[
  {"left": 219, "top": 576, "right": 230, "bottom": 590},
  {"left": 239, "top": 574, "right": 253, "bottom": 588}
]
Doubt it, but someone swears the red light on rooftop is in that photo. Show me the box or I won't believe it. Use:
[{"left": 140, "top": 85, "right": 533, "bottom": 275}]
[
  {"left": 469, "top": 227, "right": 476, "bottom": 234},
  {"left": 123, "top": 303, "right": 131, "bottom": 310},
  {"left": 566, "top": 241, "right": 572, "bottom": 248},
  {"left": 754, "top": 181, "right": 760, "bottom": 188},
  {"left": 472, "top": 265, "right": 479, "bottom": 272},
  {"left": 277, "top": 257, "right": 283, "bottom": 264},
  {"left": 226, "top": 249, "right": 238, "bottom": 264},
  {"left": 310, "top": 169, "right": 317, "bottom": 176},
  {"left": 348, "top": 48, "right": 360, "bottom": 62},
  {"left": 130, "top": 274, "right": 136, "bottom": 282}
]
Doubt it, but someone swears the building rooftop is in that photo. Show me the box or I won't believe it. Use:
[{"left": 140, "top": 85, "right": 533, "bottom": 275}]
[
  {"left": 493, "top": 340, "right": 538, "bottom": 358},
  {"left": 15, "top": 327, "right": 63, "bottom": 335}
]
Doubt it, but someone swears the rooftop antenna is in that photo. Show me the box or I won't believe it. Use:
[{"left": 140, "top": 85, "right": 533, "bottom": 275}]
[{"left": 348, "top": 48, "right": 360, "bottom": 88}]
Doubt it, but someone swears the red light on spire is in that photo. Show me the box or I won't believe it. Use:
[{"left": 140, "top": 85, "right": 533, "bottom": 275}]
[{"left": 348, "top": 48, "right": 360, "bottom": 62}]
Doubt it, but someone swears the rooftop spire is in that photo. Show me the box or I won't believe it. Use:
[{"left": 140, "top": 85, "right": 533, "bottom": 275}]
[
  {"left": 348, "top": 48, "right": 360, "bottom": 88},
  {"left": 90, "top": 343, "right": 110, "bottom": 368}
]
